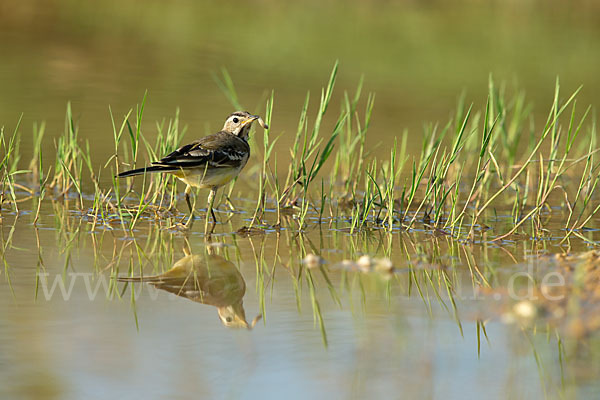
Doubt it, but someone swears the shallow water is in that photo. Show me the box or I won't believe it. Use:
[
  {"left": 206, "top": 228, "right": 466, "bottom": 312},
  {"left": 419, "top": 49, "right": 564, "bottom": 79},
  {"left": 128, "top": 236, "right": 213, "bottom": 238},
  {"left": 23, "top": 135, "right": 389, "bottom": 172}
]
[{"left": 1, "top": 199, "right": 600, "bottom": 399}]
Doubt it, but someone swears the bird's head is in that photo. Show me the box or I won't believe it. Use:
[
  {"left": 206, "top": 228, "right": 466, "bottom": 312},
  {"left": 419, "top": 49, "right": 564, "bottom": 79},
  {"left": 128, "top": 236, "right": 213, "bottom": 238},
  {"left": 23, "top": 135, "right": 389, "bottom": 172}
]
[
  {"left": 222, "top": 111, "right": 269, "bottom": 141},
  {"left": 217, "top": 301, "right": 262, "bottom": 329}
]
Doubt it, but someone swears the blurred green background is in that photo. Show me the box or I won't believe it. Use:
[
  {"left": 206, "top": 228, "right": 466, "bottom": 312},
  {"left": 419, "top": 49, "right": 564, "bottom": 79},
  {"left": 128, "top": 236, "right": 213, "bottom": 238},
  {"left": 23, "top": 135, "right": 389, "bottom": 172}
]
[{"left": 1, "top": 0, "right": 599, "bottom": 165}]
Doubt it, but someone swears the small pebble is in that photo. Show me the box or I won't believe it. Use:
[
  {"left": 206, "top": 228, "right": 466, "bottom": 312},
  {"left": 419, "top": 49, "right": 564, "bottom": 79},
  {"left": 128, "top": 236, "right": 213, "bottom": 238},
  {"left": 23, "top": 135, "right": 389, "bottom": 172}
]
[
  {"left": 357, "top": 255, "right": 374, "bottom": 272},
  {"left": 374, "top": 258, "right": 394, "bottom": 273},
  {"left": 303, "top": 253, "right": 324, "bottom": 269},
  {"left": 513, "top": 301, "right": 537, "bottom": 319}
]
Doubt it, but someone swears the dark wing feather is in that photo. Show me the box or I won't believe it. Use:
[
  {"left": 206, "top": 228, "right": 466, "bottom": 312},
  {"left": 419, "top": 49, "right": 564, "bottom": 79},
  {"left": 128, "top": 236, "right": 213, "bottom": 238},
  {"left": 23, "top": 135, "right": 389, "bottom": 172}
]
[{"left": 154, "top": 131, "right": 249, "bottom": 169}]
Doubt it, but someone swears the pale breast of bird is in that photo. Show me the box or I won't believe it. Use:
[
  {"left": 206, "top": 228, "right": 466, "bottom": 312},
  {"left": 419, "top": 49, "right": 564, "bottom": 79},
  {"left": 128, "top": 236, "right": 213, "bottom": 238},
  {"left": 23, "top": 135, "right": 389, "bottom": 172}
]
[{"left": 175, "top": 157, "right": 248, "bottom": 189}]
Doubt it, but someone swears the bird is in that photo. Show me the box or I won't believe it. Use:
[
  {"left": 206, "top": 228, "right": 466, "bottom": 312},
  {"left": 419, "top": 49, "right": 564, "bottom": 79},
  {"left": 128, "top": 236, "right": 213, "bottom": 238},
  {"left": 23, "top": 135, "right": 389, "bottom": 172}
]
[
  {"left": 117, "top": 111, "right": 268, "bottom": 228},
  {"left": 118, "top": 249, "right": 261, "bottom": 329}
]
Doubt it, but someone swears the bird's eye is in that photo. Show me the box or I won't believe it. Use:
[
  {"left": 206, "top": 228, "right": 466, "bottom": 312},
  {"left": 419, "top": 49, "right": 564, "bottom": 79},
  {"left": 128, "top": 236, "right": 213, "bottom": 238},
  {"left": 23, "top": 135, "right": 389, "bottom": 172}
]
[
  {"left": 232, "top": 118, "right": 239, "bottom": 123},
  {"left": 226, "top": 317, "right": 233, "bottom": 323}
]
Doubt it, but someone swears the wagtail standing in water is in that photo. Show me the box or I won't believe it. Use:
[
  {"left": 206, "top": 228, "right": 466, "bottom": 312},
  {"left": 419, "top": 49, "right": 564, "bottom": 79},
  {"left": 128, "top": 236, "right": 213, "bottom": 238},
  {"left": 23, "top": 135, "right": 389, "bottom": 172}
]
[{"left": 118, "top": 111, "right": 268, "bottom": 228}]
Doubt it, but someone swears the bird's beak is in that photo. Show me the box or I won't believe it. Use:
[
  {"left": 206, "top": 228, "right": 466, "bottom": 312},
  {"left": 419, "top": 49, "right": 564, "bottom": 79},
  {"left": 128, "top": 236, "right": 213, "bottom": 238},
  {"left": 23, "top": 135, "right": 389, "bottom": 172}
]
[{"left": 242, "top": 116, "right": 257, "bottom": 127}]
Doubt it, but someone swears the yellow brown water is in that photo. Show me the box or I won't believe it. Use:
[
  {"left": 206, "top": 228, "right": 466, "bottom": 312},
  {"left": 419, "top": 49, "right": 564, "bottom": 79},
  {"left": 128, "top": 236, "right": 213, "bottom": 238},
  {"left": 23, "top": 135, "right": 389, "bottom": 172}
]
[
  {"left": 1, "top": 199, "right": 600, "bottom": 399},
  {"left": 3, "top": 1, "right": 600, "bottom": 399}
]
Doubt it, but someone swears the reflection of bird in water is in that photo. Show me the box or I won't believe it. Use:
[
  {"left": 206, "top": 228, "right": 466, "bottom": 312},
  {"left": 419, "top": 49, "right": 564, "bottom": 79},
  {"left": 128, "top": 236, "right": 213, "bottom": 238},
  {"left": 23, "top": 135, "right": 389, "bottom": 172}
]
[{"left": 118, "top": 250, "right": 260, "bottom": 329}]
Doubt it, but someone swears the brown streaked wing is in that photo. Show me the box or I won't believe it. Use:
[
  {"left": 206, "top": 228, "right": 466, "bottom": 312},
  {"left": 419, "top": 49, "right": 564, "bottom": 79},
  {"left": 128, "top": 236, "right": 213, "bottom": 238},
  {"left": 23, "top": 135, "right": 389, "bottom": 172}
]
[{"left": 153, "top": 131, "right": 250, "bottom": 169}]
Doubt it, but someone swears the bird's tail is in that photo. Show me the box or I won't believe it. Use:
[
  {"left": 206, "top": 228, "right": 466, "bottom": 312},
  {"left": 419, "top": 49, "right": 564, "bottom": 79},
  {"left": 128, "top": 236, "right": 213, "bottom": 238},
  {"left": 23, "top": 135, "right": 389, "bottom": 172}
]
[
  {"left": 117, "top": 275, "right": 164, "bottom": 283},
  {"left": 117, "top": 165, "right": 177, "bottom": 178}
]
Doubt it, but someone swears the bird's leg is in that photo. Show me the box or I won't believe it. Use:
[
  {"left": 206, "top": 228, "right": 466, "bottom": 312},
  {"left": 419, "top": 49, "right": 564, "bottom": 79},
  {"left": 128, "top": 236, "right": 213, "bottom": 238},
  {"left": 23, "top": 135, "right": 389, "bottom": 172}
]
[
  {"left": 185, "top": 185, "right": 195, "bottom": 227},
  {"left": 205, "top": 187, "right": 218, "bottom": 234},
  {"left": 185, "top": 185, "right": 193, "bottom": 214}
]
